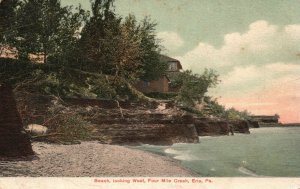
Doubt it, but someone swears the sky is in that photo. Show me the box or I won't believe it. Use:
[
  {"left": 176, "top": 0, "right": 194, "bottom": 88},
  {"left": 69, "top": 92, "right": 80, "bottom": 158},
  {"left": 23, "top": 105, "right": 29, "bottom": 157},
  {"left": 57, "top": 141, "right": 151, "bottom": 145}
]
[{"left": 62, "top": 0, "right": 300, "bottom": 123}]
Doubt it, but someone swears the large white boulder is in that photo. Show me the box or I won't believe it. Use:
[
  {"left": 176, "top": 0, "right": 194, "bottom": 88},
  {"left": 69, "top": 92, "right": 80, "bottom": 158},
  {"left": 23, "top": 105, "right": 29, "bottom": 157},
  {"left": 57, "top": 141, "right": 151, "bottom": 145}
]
[{"left": 26, "top": 124, "right": 48, "bottom": 135}]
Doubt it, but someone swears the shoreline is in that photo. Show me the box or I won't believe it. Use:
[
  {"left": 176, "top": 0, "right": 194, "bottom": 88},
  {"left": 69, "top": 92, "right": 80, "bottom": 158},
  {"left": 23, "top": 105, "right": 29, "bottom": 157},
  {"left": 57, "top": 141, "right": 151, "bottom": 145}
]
[
  {"left": 127, "top": 145, "right": 201, "bottom": 176},
  {"left": 0, "top": 141, "right": 196, "bottom": 177}
]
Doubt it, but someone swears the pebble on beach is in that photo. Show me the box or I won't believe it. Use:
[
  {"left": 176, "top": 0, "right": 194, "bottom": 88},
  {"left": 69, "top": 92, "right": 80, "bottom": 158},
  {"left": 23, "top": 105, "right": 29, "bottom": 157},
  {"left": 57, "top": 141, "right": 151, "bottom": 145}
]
[{"left": 0, "top": 142, "right": 195, "bottom": 177}]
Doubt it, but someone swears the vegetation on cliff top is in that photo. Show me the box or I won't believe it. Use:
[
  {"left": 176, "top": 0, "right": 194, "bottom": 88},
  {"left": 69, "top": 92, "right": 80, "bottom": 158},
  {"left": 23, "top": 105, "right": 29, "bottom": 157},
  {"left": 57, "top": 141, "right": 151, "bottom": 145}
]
[
  {"left": 203, "top": 96, "right": 252, "bottom": 120},
  {"left": 0, "top": 58, "right": 147, "bottom": 101}
]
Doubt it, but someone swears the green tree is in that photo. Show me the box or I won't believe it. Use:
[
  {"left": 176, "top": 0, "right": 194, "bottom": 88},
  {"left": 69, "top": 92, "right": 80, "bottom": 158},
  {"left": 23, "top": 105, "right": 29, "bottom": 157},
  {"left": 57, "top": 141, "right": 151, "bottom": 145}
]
[
  {"left": 47, "top": 5, "right": 88, "bottom": 66},
  {"left": 203, "top": 96, "right": 227, "bottom": 117},
  {"left": 117, "top": 15, "right": 167, "bottom": 82},
  {"left": 80, "top": 11, "right": 143, "bottom": 83},
  {"left": 204, "top": 96, "right": 252, "bottom": 120},
  {"left": 79, "top": 1, "right": 166, "bottom": 83},
  {"left": 0, "top": 0, "right": 20, "bottom": 54},
  {"left": 79, "top": 0, "right": 119, "bottom": 74},
  {"left": 9, "top": 0, "right": 86, "bottom": 63},
  {"left": 224, "top": 108, "right": 251, "bottom": 121},
  {"left": 113, "top": 14, "right": 143, "bottom": 82},
  {"left": 175, "top": 69, "right": 219, "bottom": 106},
  {"left": 138, "top": 17, "right": 167, "bottom": 81}
]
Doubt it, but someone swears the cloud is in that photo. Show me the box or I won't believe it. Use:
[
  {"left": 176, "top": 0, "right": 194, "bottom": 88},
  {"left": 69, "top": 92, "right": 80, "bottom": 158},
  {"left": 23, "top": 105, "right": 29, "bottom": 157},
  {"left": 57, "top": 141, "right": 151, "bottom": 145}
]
[
  {"left": 157, "top": 31, "right": 184, "bottom": 52},
  {"left": 213, "top": 63, "right": 300, "bottom": 96},
  {"left": 178, "top": 20, "right": 300, "bottom": 73},
  {"left": 176, "top": 20, "right": 300, "bottom": 122}
]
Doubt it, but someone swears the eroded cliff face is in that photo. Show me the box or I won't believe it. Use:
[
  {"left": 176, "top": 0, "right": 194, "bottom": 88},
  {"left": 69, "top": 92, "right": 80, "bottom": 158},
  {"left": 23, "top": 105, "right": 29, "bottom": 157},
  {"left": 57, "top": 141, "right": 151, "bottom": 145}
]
[
  {"left": 194, "top": 118, "right": 250, "bottom": 136},
  {"left": 248, "top": 120, "right": 260, "bottom": 128},
  {"left": 0, "top": 84, "right": 34, "bottom": 157},
  {"left": 64, "top": 99, "right": 199, "bottom": 145},
  {"left": 194, "top": 118, "right": 230, "bottom": 136},
  {"left": 15, "top": 93, "right": 199, "bottom": 145},
  {"left": 229, "top": 120, "right": 250, "bottom": 134},
  {"left": 14, "top": 92, "right": 251, "bottom": 145}
]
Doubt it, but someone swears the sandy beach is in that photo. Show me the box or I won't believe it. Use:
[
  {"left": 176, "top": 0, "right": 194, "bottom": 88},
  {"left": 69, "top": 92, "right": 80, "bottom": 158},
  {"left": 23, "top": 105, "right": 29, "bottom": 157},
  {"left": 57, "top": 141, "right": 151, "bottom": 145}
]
[{"left": 0, "top": 142, "right": 195, "bottom": 177}]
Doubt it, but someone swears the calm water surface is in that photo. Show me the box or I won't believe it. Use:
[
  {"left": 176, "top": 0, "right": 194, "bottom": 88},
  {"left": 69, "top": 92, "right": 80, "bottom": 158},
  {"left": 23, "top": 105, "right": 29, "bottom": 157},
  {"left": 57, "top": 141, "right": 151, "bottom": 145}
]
[{"left": 134, "top": 127, "right": 300, "bottom": 177}]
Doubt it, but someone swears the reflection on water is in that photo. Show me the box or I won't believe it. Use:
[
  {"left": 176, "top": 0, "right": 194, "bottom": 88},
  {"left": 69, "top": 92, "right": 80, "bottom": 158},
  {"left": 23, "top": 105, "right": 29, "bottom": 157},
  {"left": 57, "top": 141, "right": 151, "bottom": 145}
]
[{"left": 134, "top": 127, "right": 300, "bottom": 177}]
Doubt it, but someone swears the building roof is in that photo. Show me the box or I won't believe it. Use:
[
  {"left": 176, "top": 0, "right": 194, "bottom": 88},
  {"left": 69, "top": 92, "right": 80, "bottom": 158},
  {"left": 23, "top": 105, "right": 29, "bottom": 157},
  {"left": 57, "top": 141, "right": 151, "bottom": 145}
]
[{"left": 160, "top": 54, "right": 182, "bottom": 69}]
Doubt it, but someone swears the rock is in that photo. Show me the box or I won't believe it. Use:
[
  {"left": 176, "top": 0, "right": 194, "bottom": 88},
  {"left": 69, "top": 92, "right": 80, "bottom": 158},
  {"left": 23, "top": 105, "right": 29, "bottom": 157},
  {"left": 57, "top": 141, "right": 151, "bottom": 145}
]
[
  {"left": 156, "top": 103, "right": 166, "bottom": 111},
  {"left": 194, "top": 118, "right": 230, "bottom": 136},
  {"left": 247, "top": 120, "right": 260, "bottom": 128},
  {"left": 92, "top": 119, "right": 199, "bottom": 145},
  {"left": 26, "top": 124, "right": 48, "bottom": 135},
  {"left": 85, "top": 106, "right": 93, "bottom": 112},
  {"left": 194, "top": 118, "right": 251, "bottom": 136},
  {"left": 86, "top": 110, "right": 199, "bottom": 145},
  {"left": 229, "top": 120, "right": 250, "bottom": 134},
  {"left": 181, "top": 114, "right": 194, "bottom": 124}
]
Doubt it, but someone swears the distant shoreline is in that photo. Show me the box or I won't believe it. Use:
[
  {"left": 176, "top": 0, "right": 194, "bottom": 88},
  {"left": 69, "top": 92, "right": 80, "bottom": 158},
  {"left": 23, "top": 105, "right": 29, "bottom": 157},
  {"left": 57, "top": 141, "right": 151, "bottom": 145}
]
[
  {"left": 280, "top": 123, "right": 300, "bottom": 127},
  {"left": 253, "top": 122, "right": 300, "bottom": 128}
]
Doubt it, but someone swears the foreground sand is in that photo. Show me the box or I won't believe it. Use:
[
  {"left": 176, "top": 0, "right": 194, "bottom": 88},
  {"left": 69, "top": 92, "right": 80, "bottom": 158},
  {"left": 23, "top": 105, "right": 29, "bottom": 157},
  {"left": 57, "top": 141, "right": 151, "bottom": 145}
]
[{"left": 0, "top": 142, "right": 195, "bottom": 177}]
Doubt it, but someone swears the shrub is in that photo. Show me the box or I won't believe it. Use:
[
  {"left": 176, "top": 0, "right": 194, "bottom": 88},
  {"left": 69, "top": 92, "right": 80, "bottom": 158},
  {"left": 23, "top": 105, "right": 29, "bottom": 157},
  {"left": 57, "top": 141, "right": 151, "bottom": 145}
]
[
  {"left": 174, "top": 69, "right": 219, "bottom": 107},
  {"left": 46, "top": 113, "right": 92, "bottom": 142}
]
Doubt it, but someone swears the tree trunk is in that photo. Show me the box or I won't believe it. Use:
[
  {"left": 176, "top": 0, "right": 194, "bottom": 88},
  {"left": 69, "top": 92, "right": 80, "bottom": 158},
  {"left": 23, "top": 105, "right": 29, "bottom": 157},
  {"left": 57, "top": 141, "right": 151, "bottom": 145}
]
[
  {"left": 0, "top": 46, "right": 4, "bottom": 56},
  {"left": 113, "top": 64, "right": 120, "bottom": 84},
  {"left": 44, "top": 49, "right": 47, "bottom": 64}
]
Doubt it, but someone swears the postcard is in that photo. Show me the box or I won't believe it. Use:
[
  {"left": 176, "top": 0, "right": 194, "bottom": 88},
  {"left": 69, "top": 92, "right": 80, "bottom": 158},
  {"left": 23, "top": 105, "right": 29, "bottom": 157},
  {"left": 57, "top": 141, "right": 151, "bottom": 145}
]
[{"left": 0, "top": 0, "right": 300, "bottom": 188}]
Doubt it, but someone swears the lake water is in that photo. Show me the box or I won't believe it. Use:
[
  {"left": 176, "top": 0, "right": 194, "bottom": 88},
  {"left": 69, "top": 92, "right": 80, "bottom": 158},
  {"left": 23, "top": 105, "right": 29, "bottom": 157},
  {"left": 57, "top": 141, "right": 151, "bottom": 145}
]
[{"left": 134, "top": 127, "right": 300, "bottom": 177}]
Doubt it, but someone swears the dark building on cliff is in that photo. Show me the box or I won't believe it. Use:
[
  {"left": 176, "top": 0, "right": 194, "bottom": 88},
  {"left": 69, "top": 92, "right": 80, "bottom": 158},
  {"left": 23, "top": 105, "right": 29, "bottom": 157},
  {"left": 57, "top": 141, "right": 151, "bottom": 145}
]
[
  {"left": 135, "top": 55, "right": 182, "bottom": 93},
  {"left": 0, "top": 83, "right": 34, "bottom": 157}
]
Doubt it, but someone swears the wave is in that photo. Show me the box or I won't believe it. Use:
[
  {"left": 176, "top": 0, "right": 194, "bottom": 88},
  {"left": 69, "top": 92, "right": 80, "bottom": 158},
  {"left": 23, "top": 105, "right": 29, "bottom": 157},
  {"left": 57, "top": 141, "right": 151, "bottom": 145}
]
[
  {"left": 164, "top": 148, "right": 182, "bottom": 155},
  {"left": 164, "top": 148, "right": 198, "bottom": 161},
  {"left": 173, "top": 154, "right": 198, "bottom": 161},
  {"left": 238, "top": 166, "right": 259, "bottom": 177},
  {"left": 198, "top": 136, "right": 217, "bottom": 139}
]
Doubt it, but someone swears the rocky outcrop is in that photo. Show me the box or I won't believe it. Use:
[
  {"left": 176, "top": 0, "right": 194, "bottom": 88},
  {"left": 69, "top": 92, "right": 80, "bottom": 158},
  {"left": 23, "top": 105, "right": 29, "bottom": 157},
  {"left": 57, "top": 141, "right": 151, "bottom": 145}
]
[
  {"left": 14, "top": 91, "right": 252, "bottom": 145},
  {"left": 194, "top": 118, "right": 251, "bottom": 136},
  {"left": 194, "top": 118, "right": 230, "bottom": 136},
  {"left": 15, "top": 94, "right": 199, "bottom": 145},
  {"left": 247, "top": 120, "right": 260, "bottom": 128},
  {"left": 69, "top": 101, "right": 199, "bottom": 145},
  {"left": 229, "top": 120, "right": 250, "bottom": 134},
  {"left": 88, "top": 113, "right": 198, "bottom": 145},
  {"left": 0, "top": 84, "right": 34, "bottom": 157},
  {"left": 257, "top": 122, "right": 281, "bottom": 127},
  {"left": 281, "top": 123, "right": 300, "bottom": 127}
]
